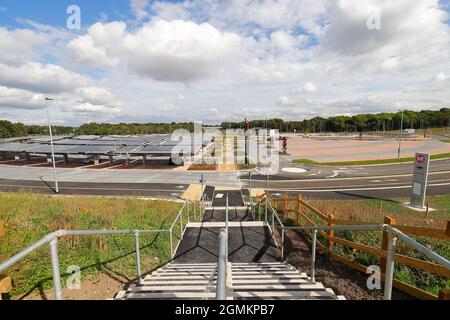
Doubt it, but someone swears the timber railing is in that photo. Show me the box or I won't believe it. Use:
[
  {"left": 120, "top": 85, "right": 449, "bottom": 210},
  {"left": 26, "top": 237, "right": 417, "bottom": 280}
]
[
  {"left": 253, "top": 193, "right": 450, "bottom": 300},
  {"left": 0, "top": 200, "right": 199, "bottom": 300}
]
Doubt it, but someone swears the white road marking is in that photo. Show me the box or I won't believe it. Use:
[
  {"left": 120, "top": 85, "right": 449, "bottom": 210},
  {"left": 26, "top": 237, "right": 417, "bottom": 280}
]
[
  {"left": 371, "top": 179, "right": 397, "bottom": 183},
  {"left": 268, "top": 182, "right": 450, "bottom": 193}
]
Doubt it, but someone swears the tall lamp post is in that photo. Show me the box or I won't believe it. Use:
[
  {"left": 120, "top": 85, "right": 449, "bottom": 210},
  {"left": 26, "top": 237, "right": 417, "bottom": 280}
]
[
  {"left": 397, "top": 109, "right": 404, "bottom": 161},
  {"left": 45, "top": 97, "right": 59, "bottom": 194}
]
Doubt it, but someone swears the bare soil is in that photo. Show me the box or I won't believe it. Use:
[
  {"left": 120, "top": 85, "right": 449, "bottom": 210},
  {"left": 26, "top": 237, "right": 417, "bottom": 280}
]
[{"left": 22, "top": 273, "right": 129, "bottom": 301}]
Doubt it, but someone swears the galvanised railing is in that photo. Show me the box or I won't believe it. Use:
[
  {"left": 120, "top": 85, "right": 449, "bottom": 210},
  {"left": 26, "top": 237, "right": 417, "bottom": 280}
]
[
  {"left": 0, "top": 201, "right": 195, "bottom": 300},
  {"left": 254, "top": 195, "right": 450, "bottom": 300},
  {"left": 215, "top": 194, "right": 229, "bottom": 300}
]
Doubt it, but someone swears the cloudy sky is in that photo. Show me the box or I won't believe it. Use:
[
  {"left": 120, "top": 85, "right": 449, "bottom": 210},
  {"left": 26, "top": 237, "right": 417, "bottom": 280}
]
[{"left": 0, "top": 0, "right": 449, "bottom": 126}]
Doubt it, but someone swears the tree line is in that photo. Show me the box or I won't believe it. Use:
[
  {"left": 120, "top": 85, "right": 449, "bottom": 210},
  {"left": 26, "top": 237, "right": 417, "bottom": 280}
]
[
  {"left": 221, "top": 108, "right": 450, "bottom": 133},
  {"left": 0, "top": 121, "right": 197, "bottom": 138},
  {"left": 1, "top": 108, "right": 450, "bottom": 138}
]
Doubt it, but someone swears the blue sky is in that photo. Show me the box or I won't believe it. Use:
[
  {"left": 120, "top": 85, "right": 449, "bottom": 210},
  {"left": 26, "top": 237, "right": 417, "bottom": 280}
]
[
  {"left": 0, "top": 0, "right": 131, "bottom": 28},
  {"left": 0, "top": 0, "right": 449, "bottom": 126}
]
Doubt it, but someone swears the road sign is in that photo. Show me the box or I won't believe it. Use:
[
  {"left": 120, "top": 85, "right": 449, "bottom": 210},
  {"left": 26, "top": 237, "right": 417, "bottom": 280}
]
[{"left": 410, "top": 152, "right": 430, "bottom": 209}]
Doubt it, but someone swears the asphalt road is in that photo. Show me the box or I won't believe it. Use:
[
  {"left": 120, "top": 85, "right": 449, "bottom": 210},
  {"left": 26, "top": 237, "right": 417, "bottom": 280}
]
[
  {"left": 0, "top": 179, "right": 188, "bottom": 198},
  {"left": 0, "top": 158, "right": 449, "bottom": 200},
  {"left": 241, "top": 158, "right": 450, "bottom": 200}
]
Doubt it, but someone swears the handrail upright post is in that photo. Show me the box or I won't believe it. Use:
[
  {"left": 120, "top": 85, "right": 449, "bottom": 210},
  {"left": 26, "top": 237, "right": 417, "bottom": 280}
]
[
  {"left": 216, "top": 229, "right": 227, "bottom": 300},
  {"left": 180, "top": 209, "right": 183, "bottom": 239},
  {"left": 310, "top": 230, "right": 317, "bottom": 283},
  {"left": 281, "top": 228, "right": 285, "bottom": 260},
  {"left": 272, "top": 206, "right": 275, "bottom": 232},
  {"left": 187, "top": 202, "right": 190, "bottom": 224},
  {"left": 135, "top": 231, "right": 142, "bottom": 285},
  {"left": 49, "top": 238, "right": 63, "bottom": 300},
  {"left": 194, "top": 202, "right": 196, "bottom": 221},
  {"left": 265, "top": 192, "right": 268, "bottom": 224},
  {"left": 170, "top": 229, "right": 173, "bottom": 258},
  {"left": 384, "top": 230, "right": 397, "bottom": 300},
  {"left": 226, "top": 195, "right": 229, "bottom": 257}
]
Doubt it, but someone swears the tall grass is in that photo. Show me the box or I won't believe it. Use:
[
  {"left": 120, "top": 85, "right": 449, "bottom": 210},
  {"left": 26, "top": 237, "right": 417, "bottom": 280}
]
[{"left": 0, "top": 192, "right": 183, "bottom": 298}]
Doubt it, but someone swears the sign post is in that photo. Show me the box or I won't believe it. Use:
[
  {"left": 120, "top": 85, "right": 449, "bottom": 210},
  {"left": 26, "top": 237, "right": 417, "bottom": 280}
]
[{"left": 410, "top": 153, "right": 430, "bottom": 210}]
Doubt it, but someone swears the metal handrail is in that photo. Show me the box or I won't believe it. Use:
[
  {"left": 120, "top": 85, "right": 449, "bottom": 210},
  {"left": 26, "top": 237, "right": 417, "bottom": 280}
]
[
  {"left": 216, "top": 229, "right": 228, "bottom": 300},
  {"left": 254, "top": 195, "right": 450, "bottom": 300},
  {"left": 216, "top": 194, "right": 230, "bottom": 300},
  {"left": 0, "top": 201, "right": 190, "bottom": 300}
]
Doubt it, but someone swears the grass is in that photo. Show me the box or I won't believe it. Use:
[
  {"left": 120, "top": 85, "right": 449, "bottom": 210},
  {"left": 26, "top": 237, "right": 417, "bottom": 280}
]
[
  {"left": 298, "top": 195, "right": 450, "bottom": 296},
  {"left": 293, "top": 152, "right": 450, "bottom": 166},
  {"left": 440, "top": 139, "right": 450, "bottom": 143},
  {"left": 237, "top": 163, "right": 257, "bottom": 170},
  {"left": 0, "top": 192, "right": 186, "bottom": 299}
]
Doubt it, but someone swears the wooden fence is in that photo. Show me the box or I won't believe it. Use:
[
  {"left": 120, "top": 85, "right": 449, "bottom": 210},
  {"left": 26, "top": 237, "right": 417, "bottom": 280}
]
[{"left": 257, "top": 193, "right": 450, "bottom": 300}]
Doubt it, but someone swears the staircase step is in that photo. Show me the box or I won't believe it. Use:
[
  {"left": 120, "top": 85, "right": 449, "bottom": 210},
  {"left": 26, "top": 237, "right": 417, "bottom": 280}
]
[
  {"left": 232, "top": 274, "right": 308, "bottom": 279},
  {"left": 232, "top": 283, "right": 325, "bottom": 290},
  {"left": 233, "top": 290, "right": 338, "bottom": 299},
  {"left": 162, "top": 266, "right": 217, "bottom": 271},
  {"left": 231, "top": 270, "right": 301, "bottom": 275},
  {"left": 232, "top": 279, "right": 311, "bottom": 284},
  {"left": 122, "top": 292, "right": 217, "bottom": 300},
  {"left": 231, "top": 267, "right": 294, "bottom": 271},
  {"left": 142, "top": 279, "right": 217, "bottom": 285},
  {"left": 231, "top": 262, "right": 284, "bottom": 266},
  {"left": 147, "top": 275, "right": 218, "bottom": 280},
  {"left": 154, "top": 271, "right": 217, "bottom": 276},
  {"left": 168, "top": 263, "right": 217, "bottom": 267},
  {"left": 130, "top": 284, "right": 217, "bottom": 292}
]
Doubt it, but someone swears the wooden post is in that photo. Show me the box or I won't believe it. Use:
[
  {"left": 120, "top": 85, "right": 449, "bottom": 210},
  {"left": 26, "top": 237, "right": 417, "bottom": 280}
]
[
  {"left": 297, "top": 194, "right": 302, "bottom": 226},
  {"left": 438, "top": 288, "right": 450, "bottom": 300},
  {"left": 446, "top": 221, "right": 450, "bottom": 237},
  {"left": 381, "top": 216, "right": 396, "bottom": 274},
  {"left": 327, "top": 214, "right": 334, "bottom": 253},
  {"left": 0, "top": 275, "right": 12, "bottom": 300}
]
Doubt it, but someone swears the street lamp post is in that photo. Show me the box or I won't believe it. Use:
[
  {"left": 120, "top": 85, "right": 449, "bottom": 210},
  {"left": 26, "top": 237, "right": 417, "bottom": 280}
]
[
  {"left": 45, "top": 97, "right": 59, "bottom": 194},
  {"left": 397, "top": 110, "right": 404, "bottom": 161}
]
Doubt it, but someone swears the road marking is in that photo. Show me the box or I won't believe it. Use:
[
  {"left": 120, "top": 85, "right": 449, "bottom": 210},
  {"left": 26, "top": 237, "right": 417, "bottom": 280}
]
[
  {"left": 268, "top": 182, "right": 450, "bottom": 193},
  {"left": 0, "top": 184, "right": 186, "bottom": 193},
  {"left": 266, "top": 178, "right": 450, "bottom": 190},
  {"left": 243, "top": 170, "right": 450, "bottom": 182}
]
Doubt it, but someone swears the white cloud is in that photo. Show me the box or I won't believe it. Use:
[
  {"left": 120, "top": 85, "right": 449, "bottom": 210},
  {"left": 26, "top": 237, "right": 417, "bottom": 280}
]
[
  {"left": 292, "top": 82, "right": 318, "bottom": 93},
  {"left": 76, "top": 86, "right": 122, "bottom": 107},
  {"left": 70, "top": 102, "right": 121, "bottom": 114},
  {"left": 67, "top": 22, "right": 126, "bottom": 68},
  {"left": 0, "top": 27, "right": 48, "bottom": 64},
  {"left": 434, "top": 72, "right": 449, "bottom": 81},
  {"left": 0, "top": 62, "right": 91, "bottom": 94},
  {"left": 0, "top": 86, "right": 45, "bottom": 110},
  {"left": 68, "top": 20, "right": 242, "bottom": 82},
  {"left": 130, "top": 0, "right": 149, "bottom": 20},
  {"left": 277, "top": 96, "right": 294, "bottom": 106},
  {"left": 323, "top": 0, "right": 449, "bottom": 66},
  {"left": 124, "top": 20, "right": 241, "bottom": 81}
]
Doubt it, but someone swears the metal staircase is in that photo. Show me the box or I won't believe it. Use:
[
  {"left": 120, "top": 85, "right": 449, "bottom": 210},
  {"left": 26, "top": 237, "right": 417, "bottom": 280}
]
[
  {"left": 114, "top": 188, "right": 346, "bottom": 300},
  {"left": 115, "top": 261, "right": 344, "bottom": 300}
]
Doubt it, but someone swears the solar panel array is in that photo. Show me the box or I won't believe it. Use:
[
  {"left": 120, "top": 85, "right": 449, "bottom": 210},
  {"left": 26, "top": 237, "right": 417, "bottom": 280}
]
[{"left": 0, "top": 134, "right": 209, "bottom": 157}]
